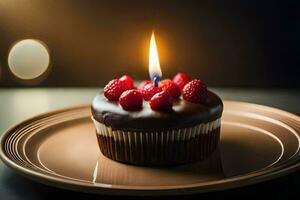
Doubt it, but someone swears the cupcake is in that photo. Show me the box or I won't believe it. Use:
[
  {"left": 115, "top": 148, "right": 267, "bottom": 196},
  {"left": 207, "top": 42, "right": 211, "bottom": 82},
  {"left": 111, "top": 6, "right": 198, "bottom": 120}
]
[{"left": 91, "top": 73, "right": 223, "bottom": 166}]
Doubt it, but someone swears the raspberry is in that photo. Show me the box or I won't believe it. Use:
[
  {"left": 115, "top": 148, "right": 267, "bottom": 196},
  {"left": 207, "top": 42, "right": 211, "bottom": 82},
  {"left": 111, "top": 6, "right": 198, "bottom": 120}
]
[
  {"left": 140, "top": 82, "right": 161, "bottom": 101},
  {"left": 182, "top": 79, "right": 207, "bottom": 104},
  {"left": 104, "top": 79, "right": 127, "bottom": 101},
  {"left": 119, "top": 75, "right": 135, "bottom": 89},
  {"left": 119, "top": 89, "right": 143, "bottom": 110},
  {"left": 149, "top": 90, "right": 173, "bottom": 111},
  {"left": 172, "top": 72, "right": 191, "bottom": 90},
  {"left": 137, "top": 80, "right": 152, "bottom": 90},
  {"left": 158, "top": 79, "right": 181, "bottom": 98}
]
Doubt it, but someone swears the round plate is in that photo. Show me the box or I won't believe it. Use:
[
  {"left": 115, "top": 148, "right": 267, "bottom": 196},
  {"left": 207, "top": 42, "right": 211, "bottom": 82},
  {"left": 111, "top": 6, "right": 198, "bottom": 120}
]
[{"left": 0, "top": 101, "right": 300, "bottom": 196}]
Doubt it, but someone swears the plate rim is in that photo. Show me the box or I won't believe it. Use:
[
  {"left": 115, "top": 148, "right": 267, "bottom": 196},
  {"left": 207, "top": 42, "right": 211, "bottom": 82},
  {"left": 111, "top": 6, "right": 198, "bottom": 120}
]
[{"left": 1, "top": 101, "right": 300, "bottom": 196}]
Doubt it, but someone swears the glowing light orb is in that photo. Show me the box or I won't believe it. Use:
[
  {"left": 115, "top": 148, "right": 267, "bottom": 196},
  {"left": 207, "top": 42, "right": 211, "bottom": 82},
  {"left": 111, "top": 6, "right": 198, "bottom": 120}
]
[{"left": 8, "top": 39, "right": 50, "bottom": 80}]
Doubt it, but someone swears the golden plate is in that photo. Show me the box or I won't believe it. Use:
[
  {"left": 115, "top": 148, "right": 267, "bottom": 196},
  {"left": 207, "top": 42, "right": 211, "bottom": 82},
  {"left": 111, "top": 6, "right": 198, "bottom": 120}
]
[{"left": 0, "top": 101, "right": 299, "bottom": 196}]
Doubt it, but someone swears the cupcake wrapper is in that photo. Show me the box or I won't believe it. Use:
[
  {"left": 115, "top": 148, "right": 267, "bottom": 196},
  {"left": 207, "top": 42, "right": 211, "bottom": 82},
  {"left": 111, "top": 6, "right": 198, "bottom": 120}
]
[{"left": 92, "top": 118, "right": 221, "bottom": 166}]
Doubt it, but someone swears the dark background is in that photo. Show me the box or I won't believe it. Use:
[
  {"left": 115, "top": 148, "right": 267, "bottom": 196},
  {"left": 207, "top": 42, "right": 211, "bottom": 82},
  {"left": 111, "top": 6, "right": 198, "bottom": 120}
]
[{"left": 0, "top": 0, "right": 299, "bottom": 87}]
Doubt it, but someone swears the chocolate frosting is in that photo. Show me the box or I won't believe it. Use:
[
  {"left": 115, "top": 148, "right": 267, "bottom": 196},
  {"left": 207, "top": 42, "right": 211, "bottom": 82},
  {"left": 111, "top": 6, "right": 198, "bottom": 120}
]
[{"left": 91, "top": 90, "right": 223, "bottom": 131}]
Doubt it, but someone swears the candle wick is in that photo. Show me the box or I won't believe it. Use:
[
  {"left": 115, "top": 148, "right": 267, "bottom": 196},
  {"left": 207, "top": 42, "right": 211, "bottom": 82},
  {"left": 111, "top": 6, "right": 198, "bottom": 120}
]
[{"left": 153, "top": 76, "right": 160, "bottom": 87}]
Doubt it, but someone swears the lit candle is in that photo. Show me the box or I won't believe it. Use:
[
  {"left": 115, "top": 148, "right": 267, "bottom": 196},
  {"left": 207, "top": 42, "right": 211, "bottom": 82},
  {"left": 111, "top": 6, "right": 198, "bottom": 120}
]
[{"left": 149, "top": 32, "right": 162, "bottom": 87}]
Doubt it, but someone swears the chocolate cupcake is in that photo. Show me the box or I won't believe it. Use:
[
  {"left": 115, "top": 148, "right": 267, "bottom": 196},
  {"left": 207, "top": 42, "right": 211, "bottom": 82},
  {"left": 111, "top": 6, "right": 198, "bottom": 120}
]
[{"left": 91, "top": 86, "right": 223, "bottom": 166}]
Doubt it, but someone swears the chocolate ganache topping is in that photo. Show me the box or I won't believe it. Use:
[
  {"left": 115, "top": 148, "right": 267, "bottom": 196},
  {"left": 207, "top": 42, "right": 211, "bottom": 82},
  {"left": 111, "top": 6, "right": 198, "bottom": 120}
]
[{"left": 91, "top": 90, "right": 223, "bottom": 131}]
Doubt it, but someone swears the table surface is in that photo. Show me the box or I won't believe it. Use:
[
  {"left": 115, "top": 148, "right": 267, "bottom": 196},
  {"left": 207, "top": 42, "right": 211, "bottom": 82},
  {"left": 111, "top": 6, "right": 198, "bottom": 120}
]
[{"left": 0, "top": 88, "right": 299, "bottom": 199}]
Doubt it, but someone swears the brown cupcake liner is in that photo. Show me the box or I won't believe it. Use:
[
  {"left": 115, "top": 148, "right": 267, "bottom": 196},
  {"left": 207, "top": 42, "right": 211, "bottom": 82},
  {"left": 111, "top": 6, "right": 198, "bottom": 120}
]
[{"left": 92, "top": 118, "right": 221, "bottom": 166}]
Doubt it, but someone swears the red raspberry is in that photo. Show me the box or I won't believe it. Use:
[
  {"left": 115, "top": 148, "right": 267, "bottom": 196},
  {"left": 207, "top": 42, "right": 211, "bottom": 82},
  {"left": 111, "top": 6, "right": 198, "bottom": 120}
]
[
  {"left": 182, "top": 79, "right": 207, "bottom": 104},
  {"left": 149, "top": 90, "right": 173, "bottom": 111},
  {"left": 158, "top": 79, "right": 181, "bottom": 99},
  {"left": 119, "top": 89, "right": 143, "bottom": 110},
  {"left": 140, "top": 82, "right": 161, "bottom": 101},
  {"left": 119, "top": 75, "right": 135, "bottom": 89},
  {"left": 172, "top": 72, "right": 191, "bottom": 90},
  {"left": 137, "top": 80, "right": 152, "bottom": 90},
  {"left": 104, "top": 79, "right": 127, "bottom": 101}
]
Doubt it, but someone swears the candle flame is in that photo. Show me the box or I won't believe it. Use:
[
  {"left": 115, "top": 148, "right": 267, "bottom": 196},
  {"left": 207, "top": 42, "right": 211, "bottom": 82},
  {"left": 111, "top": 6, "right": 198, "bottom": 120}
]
[{"left": 149, "top": 32, "right": 162, "bottom": 80}]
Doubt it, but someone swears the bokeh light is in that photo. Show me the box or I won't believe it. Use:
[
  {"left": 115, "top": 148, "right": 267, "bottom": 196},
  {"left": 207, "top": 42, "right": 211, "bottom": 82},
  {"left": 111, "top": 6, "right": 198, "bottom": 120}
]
[{"left": 8, "top": 39, "right": 50, "bottom": 80}]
